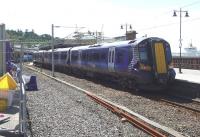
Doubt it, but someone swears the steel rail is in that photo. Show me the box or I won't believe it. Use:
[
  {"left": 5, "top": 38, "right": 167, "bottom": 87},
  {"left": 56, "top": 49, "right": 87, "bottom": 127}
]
[
  {"left": 165, "top": 93, "right": 200, "bottom": 105},
  {"left": 87, "top": 92, "right": 166, "bottom": 137},
  {"left": 192, "top": 99, "right": 200, "bottom": 105},
  {"left": 160, "top": 99, "right": 200, "bottom": 114},
  {"left": 173, "top": 96, "right": 200, "bottom": 105}
]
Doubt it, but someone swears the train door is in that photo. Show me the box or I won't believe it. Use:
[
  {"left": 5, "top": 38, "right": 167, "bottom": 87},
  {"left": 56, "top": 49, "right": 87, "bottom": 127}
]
[
  {"left": 108, "top": 47, "right": 115, "bottom": 72},
  {"left": 59, "top": 52, "right": 62, "bottom": 65},
  {"left": 66, "top": 51, "right": 69, "bottom": 65},
  {"left": 78, "top": 50, "right": 82, "bottom": 67},
  {"left": 152, "top": 42, "right": 167, "bottom": 76}
]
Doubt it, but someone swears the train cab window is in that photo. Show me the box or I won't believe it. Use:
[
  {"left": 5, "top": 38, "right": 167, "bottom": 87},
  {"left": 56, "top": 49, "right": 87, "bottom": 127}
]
[
  {"left": 165, "top": 43, "right": 172, "bottom": 63},
  {"left": 139, "top": 47, "right": 148, "bottom": 63}
]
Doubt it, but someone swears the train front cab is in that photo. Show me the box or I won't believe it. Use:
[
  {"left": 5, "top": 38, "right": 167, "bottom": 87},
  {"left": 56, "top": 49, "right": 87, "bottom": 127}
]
[{"left": 137, "top": 38, "right": 175, "bottom": 88}]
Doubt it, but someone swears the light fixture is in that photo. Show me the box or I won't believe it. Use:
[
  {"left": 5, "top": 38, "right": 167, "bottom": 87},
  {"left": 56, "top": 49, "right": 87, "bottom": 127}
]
[
  {"left": 185, "top": 11, "right": 189, "bottom": 17},
  {"left": 130, "top": 25, "right": 132, "bottom": 29},
  {"left": 173, "top": 11, "right": 177, "bottom": 17}
]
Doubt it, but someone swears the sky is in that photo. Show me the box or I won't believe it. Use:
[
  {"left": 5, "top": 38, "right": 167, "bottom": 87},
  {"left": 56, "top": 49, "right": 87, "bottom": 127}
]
[{"left": 1, "top": 0, "right": 200, "bottom": 52}]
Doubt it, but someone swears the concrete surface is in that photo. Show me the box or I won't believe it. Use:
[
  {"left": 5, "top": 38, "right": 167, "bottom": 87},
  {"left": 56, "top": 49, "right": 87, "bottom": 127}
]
[
  {"left": 0, "top": 91, "right": 20, "bottom": 137},
  {"left": 174, "top": 68, "right": 200, "bottom": 84}
]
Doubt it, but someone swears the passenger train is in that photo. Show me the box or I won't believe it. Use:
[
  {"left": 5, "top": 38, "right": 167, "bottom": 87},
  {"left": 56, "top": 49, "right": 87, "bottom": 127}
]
[{"left": 33, "top": 37, "right": 176, "bottom": 90}]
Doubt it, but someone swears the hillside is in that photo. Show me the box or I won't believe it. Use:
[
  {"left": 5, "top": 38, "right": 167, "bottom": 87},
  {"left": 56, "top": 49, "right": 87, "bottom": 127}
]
[{"left": 6, "top": 29, "right": 52, "bottom": 47}]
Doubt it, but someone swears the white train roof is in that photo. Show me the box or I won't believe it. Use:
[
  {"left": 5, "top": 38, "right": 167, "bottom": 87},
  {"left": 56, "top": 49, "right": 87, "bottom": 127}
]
[
  {"left": 55, "top": 47, "right": 72, "bottom": 52},
  {"left": 70, "top": 45, "right": 90, "bottom": 51},
  {"left": 36, "top": 37, "right": 167, "bottom": 52}
]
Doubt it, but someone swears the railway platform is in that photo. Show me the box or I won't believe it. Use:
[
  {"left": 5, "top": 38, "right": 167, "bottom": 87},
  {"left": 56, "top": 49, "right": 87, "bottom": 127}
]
[
  {"left": 174, "top": 68, "right": 200, "bottom": 84},
  {"left": 172, "top": 68, "right": 200, "bottom": 100},
  {"left": 0, "top": 73, "right": 21, "bottom": 137}
]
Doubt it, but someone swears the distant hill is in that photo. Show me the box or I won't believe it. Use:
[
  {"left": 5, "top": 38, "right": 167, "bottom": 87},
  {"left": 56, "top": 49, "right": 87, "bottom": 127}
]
[{"left": 6, "top": 29, "right": 53, "bottom": 47}]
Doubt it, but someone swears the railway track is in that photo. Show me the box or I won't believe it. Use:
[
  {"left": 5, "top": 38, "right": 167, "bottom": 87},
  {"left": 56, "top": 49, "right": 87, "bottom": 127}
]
[
  {"left": 87, "top": 92, "right": 166, "bottom": 137},
  {"left": 160, "top": 99, "right": 200, "bottom": 114},
  {"left": 25, "top": 65, "right": 187, "bottom": 137},
  {"left": 160, "top": 95, "right": 200, "bottom": 114},
  {"left": 170, "top": 95, "right": 200, "bottom": 105}
]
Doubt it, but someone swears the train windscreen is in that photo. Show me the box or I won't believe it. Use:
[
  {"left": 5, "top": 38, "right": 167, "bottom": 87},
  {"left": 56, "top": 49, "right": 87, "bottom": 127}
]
[
  {"left": 165, "top": 43, "right": 172, "bottom": 64},
  {"left": 138, "top": 41, "right": 152, "bottom": 65}
]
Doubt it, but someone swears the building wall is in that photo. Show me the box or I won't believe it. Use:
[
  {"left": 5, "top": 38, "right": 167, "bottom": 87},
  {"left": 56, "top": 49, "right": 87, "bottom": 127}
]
[{"left": 173, "top": 57, "right": 200, "bottom": 70}]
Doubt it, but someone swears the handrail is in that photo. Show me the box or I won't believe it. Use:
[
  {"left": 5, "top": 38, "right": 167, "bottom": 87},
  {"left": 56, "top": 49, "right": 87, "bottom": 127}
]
[{"left": 20, "top": 76, "right": 27, "bottom": 135}]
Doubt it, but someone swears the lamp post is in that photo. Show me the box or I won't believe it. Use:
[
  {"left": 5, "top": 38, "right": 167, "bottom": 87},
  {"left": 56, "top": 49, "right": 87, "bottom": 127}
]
[
  {"left": 51, "top": 24, "right": 61, "bottom": 77},
  {"left": 173, "top": 8, "right": 189, "bottom": 73},
  {"left": 51, "top": 24, "right": 55, "bottom": 77},
  {"left": 120, "top": 24, "right": 132, "bottom": 40}
]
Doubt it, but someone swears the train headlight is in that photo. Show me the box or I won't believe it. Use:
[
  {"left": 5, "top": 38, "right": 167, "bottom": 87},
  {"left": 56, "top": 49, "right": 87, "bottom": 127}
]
[
  {"left": 139, "top": 63, "right": 151, "bottom": 71},
  {"left": 168, "top": 62, "right": 174, "bottom": 69}
]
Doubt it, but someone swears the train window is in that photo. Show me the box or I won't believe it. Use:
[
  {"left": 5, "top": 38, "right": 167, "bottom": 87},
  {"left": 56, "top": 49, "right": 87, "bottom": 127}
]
[
  {"left": 61, "top": 52, "right": 66, "bottom": 60},
  {"left": 88, "top": 53, "right": 91, "bottom": 61},
  {"left": 86, "top": 53, "right": 89, "bottom": 61},
  {"left": 101, "top": 53, "right": 106, "bottom": 60},
  {"left": 82, "top": 52, "right": 86, "bottom": 61},
  {"left": 129, "top": 47, "right": 133, "bottom": 63},
  {"left": 48, "top": 53, "right": 50, "bottom": 59},
  {"left": 90, "top": 53, "right": 93, "bottom": 61},
  {"left": 54, "top": 53, "right": 59, "bottom": 59},
  {"left": 117, "top": 52, "right": 123, "bottom": 63},
  {"left": 112, "top": 51, "right": 114, "bottom": 63},
  {"left": 92, "top": 53, "right": 99, "bottom": 61},
  {"left": 94, "top": 53, "right": 97, "bottom": 61},
  {"left": 165, "top": 45, "right": 172, "bottom": 63},
  {"left": 71, "top": 52, "right": 78, "bottom": 61},
  {"left": 139, "top": 47, "right": 148, "bottom": 63},
  {"left": 108, "top": 51, "right": 111, "bottom": 62},
  {"left": 97, "top": 53, "right": 100, "bottom": 61}
]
